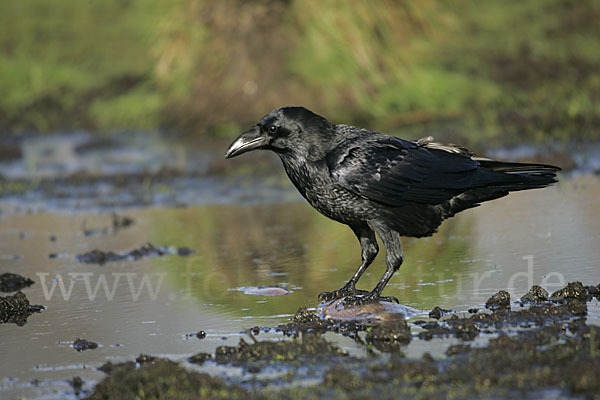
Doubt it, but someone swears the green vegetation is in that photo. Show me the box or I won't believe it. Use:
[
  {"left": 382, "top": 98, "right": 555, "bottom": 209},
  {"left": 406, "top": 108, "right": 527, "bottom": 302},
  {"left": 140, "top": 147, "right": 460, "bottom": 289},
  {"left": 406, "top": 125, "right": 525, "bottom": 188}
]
[
  {"left": 0, "top": 0, "right": 167, "bottom": 133},
  {"left": 1, "top": 0, "right": 599, "bottom": 144}
]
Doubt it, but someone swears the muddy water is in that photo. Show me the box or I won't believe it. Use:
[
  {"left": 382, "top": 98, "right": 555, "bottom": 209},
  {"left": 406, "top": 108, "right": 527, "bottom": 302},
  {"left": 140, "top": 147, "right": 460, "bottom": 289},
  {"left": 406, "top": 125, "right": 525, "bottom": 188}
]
[{"left": 1, "top": 168, "right": 600, "bottom": 397}]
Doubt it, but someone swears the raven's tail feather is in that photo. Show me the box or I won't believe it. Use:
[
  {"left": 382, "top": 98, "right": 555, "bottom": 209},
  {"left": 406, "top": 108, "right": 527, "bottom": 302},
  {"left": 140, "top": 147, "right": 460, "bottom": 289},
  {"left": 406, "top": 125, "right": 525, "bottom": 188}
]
[
  {"left": 474, "top": 158, "right": 561, "bottom": 174},
  {"left": 389, "top": 157, "right": 560, "bottom": 238},
  {"left": 438, "top": 160, "right": 560, "bottom": 220}
]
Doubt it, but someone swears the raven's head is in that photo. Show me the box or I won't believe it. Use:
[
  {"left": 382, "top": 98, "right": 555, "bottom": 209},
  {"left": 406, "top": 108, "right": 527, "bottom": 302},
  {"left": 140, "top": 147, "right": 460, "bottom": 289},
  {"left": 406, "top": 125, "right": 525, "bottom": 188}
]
[{"left": 225, "top": 106, "right": 333, "bottom": 159}]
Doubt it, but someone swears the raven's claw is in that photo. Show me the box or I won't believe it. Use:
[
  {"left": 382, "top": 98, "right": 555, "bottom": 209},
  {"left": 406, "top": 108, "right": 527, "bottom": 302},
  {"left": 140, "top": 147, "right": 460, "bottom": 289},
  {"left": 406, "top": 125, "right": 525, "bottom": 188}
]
[{"left": 318, "top": 286, "right": 369, "bottom": 303}]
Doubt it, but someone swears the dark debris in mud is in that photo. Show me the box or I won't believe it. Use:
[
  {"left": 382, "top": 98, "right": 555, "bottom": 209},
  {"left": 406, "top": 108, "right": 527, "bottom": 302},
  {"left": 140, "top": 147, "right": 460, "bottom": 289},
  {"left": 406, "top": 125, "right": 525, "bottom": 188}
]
[
  {"left": 416, "top": 316, "right": 480, "bottom": 341},
  {"left": 210, "top": 332, "right": 350, "bottom": 372},
  {"left": 90, "top": 357, "right": 249, "bottom": 400},
  {"left": 417, "top": 289, "right": 590, "bottom": 342},
  {"left": 485, "top": 289, "right": 511, "bottom": 310},
  {"left": 550, "top": 280, "right": 592, "bottom": 302},
  {"left": 177, "top": 246, "right": 195, "bottom": 256},
  {"left": 83, "top": 227, "right": 109, "bottom": 237},
  {"left": 428, "top": 306, "right": 451, "bottom": 319},
  {"left": 82, "top": 214, "right": 135, "bottom": 237},
  {"left": 71, "top": 376, "right": 83, "bottom": 396},
  {"left": 0, "top": 143, "right": 22, "bottom": 162},
  {"left": 187, "top": 352, "right": 212, "bottom": 365},
  {"left": 111, "top": 213, "right": 135, "bottom": 231},
  {"left": 520, "top": 284, "right": 549, "bottom": 304},
  {"left": 0, "top": 272, "right": 34, "bottom": 292},
  {"left": 89, "top": 281, "right": 600, "bottom": 400},
  {"left": 76, "top": 243, "right": 194, "bottom": 265},
  {"left": 76, "top": 249, "right": 125, "bottom": 264},
  {"left": 73, "top": 338, "right": 99, "bottom": 351},
  {"left": 0, "top": 291, "right": 44, "bottom": 326},
  {"left": 365, "top": 320, "right": 412, "bottom": 353},
  {"left": 275, "top": 306, "right": 370, "bottom": 339}
]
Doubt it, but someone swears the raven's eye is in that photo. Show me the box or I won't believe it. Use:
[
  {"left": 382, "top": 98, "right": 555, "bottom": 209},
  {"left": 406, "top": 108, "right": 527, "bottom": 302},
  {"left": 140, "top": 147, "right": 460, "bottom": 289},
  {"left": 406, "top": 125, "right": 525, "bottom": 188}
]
[{"left": 268, "top": 125, "right": 278, "bottom": 134}]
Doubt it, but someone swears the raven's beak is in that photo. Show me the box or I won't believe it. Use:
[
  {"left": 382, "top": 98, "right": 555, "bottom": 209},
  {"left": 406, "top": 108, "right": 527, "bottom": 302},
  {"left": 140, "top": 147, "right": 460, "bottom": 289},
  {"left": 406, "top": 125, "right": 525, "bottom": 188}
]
[{"left": 225, "top": 126, "right": 267, "bottom": 159}]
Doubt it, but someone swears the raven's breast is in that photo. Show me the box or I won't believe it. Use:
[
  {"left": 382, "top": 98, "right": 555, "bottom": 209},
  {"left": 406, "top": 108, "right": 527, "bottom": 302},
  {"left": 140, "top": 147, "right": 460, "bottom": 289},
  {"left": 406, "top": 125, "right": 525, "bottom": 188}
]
[{"left": 280, "top": 157, "right": 378, "bottom": 224}]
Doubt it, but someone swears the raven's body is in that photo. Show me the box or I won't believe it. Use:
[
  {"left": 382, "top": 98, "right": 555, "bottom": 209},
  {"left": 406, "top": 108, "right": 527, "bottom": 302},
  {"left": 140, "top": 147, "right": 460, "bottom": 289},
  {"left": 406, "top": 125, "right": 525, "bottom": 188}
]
[{"left": 226, "top": 107, "right": 560, "bottom": 303}]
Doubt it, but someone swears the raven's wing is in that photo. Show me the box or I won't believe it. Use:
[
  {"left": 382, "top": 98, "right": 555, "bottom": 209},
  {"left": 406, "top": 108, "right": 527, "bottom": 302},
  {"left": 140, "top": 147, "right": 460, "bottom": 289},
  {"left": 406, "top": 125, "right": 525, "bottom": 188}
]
[{"left": 326, "top": 134, "right": 479, "bottom": 207}]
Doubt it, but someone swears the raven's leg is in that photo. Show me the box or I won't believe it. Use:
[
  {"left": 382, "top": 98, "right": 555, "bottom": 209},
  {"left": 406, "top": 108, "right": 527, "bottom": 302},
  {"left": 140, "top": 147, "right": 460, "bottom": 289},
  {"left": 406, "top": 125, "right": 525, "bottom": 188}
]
[
  {"left": 344, "top": 226, "right": 402, "bottom": 305},
  {"left": 318, "top": 224, "right": 378, "bottom": 302}
]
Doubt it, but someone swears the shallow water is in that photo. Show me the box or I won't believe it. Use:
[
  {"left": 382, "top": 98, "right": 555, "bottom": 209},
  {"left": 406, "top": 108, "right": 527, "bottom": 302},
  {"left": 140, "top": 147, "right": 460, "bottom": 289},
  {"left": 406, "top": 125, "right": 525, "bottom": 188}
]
[{"left": 1, "top": 139, "right": 600, "bottom": 397}]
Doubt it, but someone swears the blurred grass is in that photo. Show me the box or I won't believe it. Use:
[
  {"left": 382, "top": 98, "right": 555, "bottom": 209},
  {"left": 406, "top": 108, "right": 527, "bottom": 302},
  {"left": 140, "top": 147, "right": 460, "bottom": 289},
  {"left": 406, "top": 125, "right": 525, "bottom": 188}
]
[
  {"left": 0, "top": 0, "right": 166, "bottom": 132},
  {"left": 1, "top": 0, "right": 599, "bottom": 145}
]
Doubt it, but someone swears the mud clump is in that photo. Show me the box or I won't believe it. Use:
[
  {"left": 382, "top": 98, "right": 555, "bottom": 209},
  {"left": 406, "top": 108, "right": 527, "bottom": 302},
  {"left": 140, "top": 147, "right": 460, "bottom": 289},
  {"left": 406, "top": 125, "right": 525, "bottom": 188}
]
[
  {"left": 322, "top": 364, "right": 364, "bottom": 390},
  {"left": 277, "top": 307, "right": 367, "bottom": 338},
  {"left": 187, "top": 352, "right": 212, "bottom": 365},
  {"left": 476, "top": 298, "right": 587, "bottom": 328},
  {"left": 83, "top": 227, "right": 109, "bottom": 237},
  {"left": 416, "top": 316, "right": 480, "bottom": 341},
  {"left": 0, "top": 272, "right": 34, "bottom": 292},
  {"left": 212, "top": 332, "right": 349, "bottom": 372},
  {"left": 76, "top": 243, "right": 194, "bottom": 265},
  {"left": 293, "top": 306, "right": 320, "bottom": 323},
  {"left": 77, "top": 249, "right": 123, "bottom": 264},
  {"left": 366, "top": 320, "right": 411, "bottom": 353},
  {"left": 485, "top": 290, "right": 511, "bottom": 310},
  {"left": 71, "top": 376, "right": 83, "bottom": 396},
  {"left": 416, "top": 289, "right": 589, "bottom": 342},
  {"left": 89, "top": 357, "right": 249, "bottom": 400},
  {"left": 445, "top": 343, "right": 471, "bottom": 356},
  {"left": 428, "top": 306, "right": 450, "bottom": 319},
  {"left": 550, "top": 281, "right": 591, "bottom": 302},
  {"left": 73, "top": 338, "right": 99, "bottom": 351},
  {"left": 111, "top": 213, "right": 135, "bottom": 231},
  {"left": 135, "top": 354, "right": 159, "bottom": 365},
  {"left": 0, "top": 143, "right": 22, "bottom": 161},
  {"left": 0, "top": 291, "right": 44, "bottom": 326},
  {"left": 177, "top": 246, "right": 195, "bottom": 256},
  {"left": 280, "top": 306, "right": 413, "bottom": 352},
  {"left": 445, "top": 316, "right": 480, "bottom": 340},
  {"left": 586, "top": 284, "right": 599, "bottom": 299},
  {"left": 520, "top": 284, "right": 548, "bottom": 304}
]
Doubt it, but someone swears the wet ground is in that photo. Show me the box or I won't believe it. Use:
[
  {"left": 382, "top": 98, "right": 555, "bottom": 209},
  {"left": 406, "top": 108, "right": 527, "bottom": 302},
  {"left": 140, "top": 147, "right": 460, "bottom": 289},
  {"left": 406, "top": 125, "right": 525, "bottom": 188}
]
[{"left": 1, "top": 133, "right": 600, "bottom": 399}]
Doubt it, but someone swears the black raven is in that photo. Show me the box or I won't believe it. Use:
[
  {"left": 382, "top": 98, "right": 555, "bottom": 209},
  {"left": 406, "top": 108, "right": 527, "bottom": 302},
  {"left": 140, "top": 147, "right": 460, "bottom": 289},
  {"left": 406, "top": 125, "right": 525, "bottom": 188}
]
[{"left": 225, "top": 107, "right": 560, "bottom": 304}]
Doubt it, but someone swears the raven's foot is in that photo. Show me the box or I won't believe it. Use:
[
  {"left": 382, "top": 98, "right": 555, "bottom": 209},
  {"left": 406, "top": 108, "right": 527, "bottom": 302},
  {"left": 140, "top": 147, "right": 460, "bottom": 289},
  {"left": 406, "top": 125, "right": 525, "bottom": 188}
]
[
  {"left": 318, "top": 286, "right": 369, "bottom": 303},
  {"left": 341, "top": 293, "right": 400, "bottom": 306}
]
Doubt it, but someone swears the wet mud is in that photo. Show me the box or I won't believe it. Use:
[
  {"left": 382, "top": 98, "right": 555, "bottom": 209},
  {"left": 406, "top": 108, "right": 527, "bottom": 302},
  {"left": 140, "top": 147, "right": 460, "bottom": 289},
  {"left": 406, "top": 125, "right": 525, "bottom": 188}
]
[
  {"left": 73, "top": 339, "right": 99, "bottom": 352},
  {"left": 0, "top": 272, "right": 34, "bottom": 292},
  {"left": 76, "top": 243, "right": 194, "bottom": 265},
  {"left": 211, "top": 332, "right": 350, "bottom": 372},
  {"left": 520, "top": 284, "right": 549, "bottom": 303},
  {"left": 82, "top": 213, "right": 135, "bottom": 237},
  {"left": 484, "top": 289, "right": 511, "bottom": 310},
  {"left": 550, "top": 280, "right": 595, "bottom": 302},
  {"left": 0, "top": 133, "right": 290, "bottom": 212},
  {"left": 428, "top": 305, "right": 451, "bottom": 319},
  {"left": 88, "top": 282, "right": 600, "bottom": 399},
  {"left": 90, "top": 358, "right": 249, "bottom": 400},
  {"left": 0, "top": 291, "right": 44, "bottom": 326}
]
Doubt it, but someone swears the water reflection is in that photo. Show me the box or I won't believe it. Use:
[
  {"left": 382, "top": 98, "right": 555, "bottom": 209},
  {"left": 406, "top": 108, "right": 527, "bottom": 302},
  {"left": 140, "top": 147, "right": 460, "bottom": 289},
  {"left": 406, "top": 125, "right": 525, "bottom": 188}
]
[{"left": 144, "top": 203, "right": 475, "bottom": 314}]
